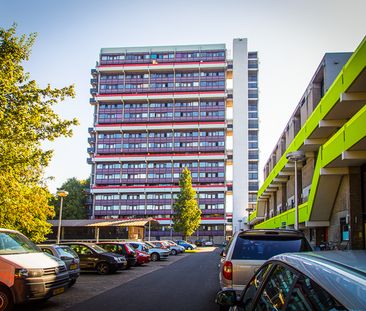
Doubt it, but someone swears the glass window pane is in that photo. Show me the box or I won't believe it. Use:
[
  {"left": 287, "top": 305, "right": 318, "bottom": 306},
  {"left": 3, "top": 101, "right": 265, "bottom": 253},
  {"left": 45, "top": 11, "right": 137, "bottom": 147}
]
[
  {"left": 255, "top": 265, "right": 296, "bottom": 310},
  {"left": 240, "top": 264, "right": 272, "bottom": 310},
  {"left": 286, "top": 275, "right": 347, "bottom": 311}
]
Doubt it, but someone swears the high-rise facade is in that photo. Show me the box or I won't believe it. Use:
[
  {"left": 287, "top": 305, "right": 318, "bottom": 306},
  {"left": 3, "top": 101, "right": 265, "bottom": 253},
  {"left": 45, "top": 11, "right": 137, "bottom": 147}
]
[{"left": 88, "top": 39, "right": 258, "bottom": 242}]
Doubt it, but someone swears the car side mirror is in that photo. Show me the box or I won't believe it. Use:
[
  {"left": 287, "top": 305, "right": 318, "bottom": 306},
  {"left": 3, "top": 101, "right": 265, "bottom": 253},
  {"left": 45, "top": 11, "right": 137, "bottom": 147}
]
[
  {"left": 215, "top": 289, "right": 237, "bottom": 307},
  {"left": 220, "top": 249, "right": 226, "bottom": 257}
]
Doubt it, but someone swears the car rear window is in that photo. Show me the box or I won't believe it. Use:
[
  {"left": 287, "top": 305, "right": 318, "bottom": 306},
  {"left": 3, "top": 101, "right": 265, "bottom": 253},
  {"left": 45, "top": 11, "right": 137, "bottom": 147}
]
[
  {"left": 57, "top": 246, "right": 78, "bottom": 258},
  {"left": 232, "top": 235, "right": 311, "bottom": 260}
]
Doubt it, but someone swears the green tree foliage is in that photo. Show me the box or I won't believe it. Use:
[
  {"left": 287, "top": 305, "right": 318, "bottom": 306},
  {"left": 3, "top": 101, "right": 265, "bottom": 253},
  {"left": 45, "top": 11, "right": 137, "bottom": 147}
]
[
  {"left": 0, "top": 24, "right": 78, "bottom": 242},
  {"left": 51, "top": 178, "right": 90, "bottom": 219},
  {"left": 172, "top": 167, "right": 201, "bottom": 239}
]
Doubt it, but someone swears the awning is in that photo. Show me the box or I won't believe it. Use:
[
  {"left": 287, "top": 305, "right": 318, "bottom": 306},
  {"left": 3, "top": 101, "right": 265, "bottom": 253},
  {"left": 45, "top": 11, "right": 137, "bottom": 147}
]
[{"left": 86, "top": 218, "right": 159, "bottom": 228}]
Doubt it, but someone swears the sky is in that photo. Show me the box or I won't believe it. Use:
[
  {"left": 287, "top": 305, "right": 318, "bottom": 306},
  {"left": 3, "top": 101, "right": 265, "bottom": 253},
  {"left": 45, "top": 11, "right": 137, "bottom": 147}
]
[{"left": 1, "top": 0, "right": 366, "bottom": 193}]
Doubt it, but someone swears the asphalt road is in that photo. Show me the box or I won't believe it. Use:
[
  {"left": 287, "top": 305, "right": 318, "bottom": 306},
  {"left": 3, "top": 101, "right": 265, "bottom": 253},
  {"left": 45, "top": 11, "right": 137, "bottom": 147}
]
[{"left": 66, "top": 248, "right": 220, "bottom": 311}]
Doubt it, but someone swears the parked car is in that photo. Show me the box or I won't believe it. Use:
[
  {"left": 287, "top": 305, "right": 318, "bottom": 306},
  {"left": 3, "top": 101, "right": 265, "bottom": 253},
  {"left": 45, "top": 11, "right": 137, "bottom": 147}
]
[
  {"left": 0, "top": 228, "right": 69, "bottom": 310},
  {"left": 163, "top": 240, "right": 185, "bottom": 254},
  {"left": 195, "top": 239, "right": 214, "bottom": 246},
  {"left": 39, "top": 244, "right": 80, "bottom": 287},
  {"left": 144, "top": 241, "right": 171, "bottom": 255},
  {"left": 149, "top": 240, "right": 183, "bottom": 255},
  {"left": 216, "top": 250, "right": 366, "bottom": 310},
  {"left": 61, "top": 242, "right": 127, "bottom": 275},
  {"left": 219, "top": 229, "right": 312, "bottom": 295},
  {"left": 129, "top": 242, "right": 170, "bottom": 262},
  {"left": 175, "top": 240, "right": 197, "bottom": 250},
  {"left": 96, "top": 242, "right": 137, "bottom": 268},
  {"left": 132, "top": 247, "right": 151, "bottom": 265}
]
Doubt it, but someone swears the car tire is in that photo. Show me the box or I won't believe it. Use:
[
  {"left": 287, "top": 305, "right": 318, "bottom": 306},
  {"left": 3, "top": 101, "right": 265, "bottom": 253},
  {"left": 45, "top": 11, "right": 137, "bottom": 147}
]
[
  {"left": 187, "top": 246, "right": 193, "bottom": 250},
  {"left": 171, "top": 249, "right": 177, "bottom": 256},
  {"left": 219, "top": 305, "right": 230, "bottom": 311},
  {"left": 0, "top": 285, "right": 13, "bottom": 311},
  {"left": 68, "top": 279, "right": 77, "bottom": 288},
  {"left": 96, "top": 262, "right": 111, "bottom": 275},
  {"left": 151, "top": 253, "right": 160, "bottom": 261}
]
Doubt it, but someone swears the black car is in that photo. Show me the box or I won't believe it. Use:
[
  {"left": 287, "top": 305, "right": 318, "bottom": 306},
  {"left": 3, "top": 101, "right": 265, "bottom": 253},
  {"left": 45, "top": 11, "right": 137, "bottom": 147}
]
[
  {"left": 61, "top": 242, "right": 127, "bottom": 275},
  {"left": 194, "top": 239, "right": 214, "bottom": 247},
  {"left": 97, "top": 242, "right": 137, "bottom": 268}
]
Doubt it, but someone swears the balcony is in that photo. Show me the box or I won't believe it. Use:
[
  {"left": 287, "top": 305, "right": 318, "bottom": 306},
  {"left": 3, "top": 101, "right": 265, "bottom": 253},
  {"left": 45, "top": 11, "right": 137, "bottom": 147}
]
[
  {"left": 90, "top": 88, "right": 97, "bottom": 95},
  {"left": 90, "top": 78, "right": 98, "bottom": 85},
  {"left": 91, "top": 68, "right": 97, "bottom": 76},
  {"left": 87, "top": 147, "right": 95, "bottom": 154},
  {"left": 88, "top": 137, "right": 95, "bottom": 144},
  {"left": 87, "top": 158, "right": 93, "bottom": 165},
  {"left": 88, "top": 127, "right": 95, "bottom": 133},
  {"left": 89, "top": 98, "right": 97, "bottom": 105}
]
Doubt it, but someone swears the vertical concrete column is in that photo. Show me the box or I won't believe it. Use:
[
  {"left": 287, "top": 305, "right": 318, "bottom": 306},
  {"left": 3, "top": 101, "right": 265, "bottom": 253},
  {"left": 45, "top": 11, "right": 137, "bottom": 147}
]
[
  {"left": 273, "top": 192, "right": 277, "bottom": 217},
  {"left": 296, "top": 167, "right": 303, "bottom": 205},
  {"left": 349, "top": 168, "right": 364, "bottom": 249},
  {"left": 281, "top": 183, "right": 287, "bottom": 212},
  {"left": 232, "top": 38, "right": 248, "bottom": 233}
]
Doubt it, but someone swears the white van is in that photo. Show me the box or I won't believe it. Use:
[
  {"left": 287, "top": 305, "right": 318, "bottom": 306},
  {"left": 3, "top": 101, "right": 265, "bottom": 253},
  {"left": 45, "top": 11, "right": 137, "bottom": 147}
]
[{"left": 0, "top": 228, "right": 69, "bottom": 310}]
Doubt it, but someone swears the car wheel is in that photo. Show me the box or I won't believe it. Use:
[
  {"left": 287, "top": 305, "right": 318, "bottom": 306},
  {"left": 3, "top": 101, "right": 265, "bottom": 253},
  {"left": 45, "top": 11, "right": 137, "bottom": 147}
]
[
  {"left": 96, "top": 262, "right": 111, "bottom": 275},
  {"left": 171, "top": 249, "right": 177, "bottom": 256},
  {"left": 187, "top": 246, "right": 193, "bottom": 250},
  {"left": 68, "top": 279, "right": 76, "bottom": 288},
  {"left": 0, "top": 286, "right": 13, "bottom": 311},
  {"left": 151, "top": 253, "right": 160, "bottom": 261}
]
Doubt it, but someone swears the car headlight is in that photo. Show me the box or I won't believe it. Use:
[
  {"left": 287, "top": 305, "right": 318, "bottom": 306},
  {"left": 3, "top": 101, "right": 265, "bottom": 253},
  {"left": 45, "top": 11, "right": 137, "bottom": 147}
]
[
  {"left": 15, "top": 268, "right": 28, "bottom": 278},
  {"left": 27, "top": 269, "right": 44, "bottom": 277},
  {"left": 113, "top": 257, "right": 123, "bottom": 263}
]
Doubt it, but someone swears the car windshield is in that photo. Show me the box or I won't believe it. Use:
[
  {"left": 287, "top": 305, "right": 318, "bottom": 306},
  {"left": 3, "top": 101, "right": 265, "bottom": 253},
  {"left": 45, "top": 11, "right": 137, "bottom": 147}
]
[
  {"left": 89, "top": 244, "right": 108, "bottom": 254},
  {"left": 232, "top": 235, "right": 312, "bottom": 260},
  {"left": 57, "top": 246, "right": 78, "bottom": 258},
  {"left": 0, "top": 231, "right": 40, "bottom": 255}
]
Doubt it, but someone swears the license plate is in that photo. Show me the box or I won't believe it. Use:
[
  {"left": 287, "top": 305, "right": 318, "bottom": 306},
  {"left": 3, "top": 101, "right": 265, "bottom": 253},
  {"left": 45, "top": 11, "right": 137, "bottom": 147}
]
[
  {"left": 53, "top": 287, "right": 65, "bottom": 296},
  {"left": 70, "top": 264, "right": 77, "bottom": 270}
]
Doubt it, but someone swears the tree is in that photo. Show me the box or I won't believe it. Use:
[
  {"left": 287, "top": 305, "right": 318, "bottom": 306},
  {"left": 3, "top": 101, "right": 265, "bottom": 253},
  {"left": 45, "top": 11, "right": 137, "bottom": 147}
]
[
  {"left": 172, "top": 167, "right": 201, "bottom": 239},
  {"left": 51, "top": 178, "right": 90, "bottom": 219},
  {"left": 0, "top": 24, "right": 78, "bottom": 242}
]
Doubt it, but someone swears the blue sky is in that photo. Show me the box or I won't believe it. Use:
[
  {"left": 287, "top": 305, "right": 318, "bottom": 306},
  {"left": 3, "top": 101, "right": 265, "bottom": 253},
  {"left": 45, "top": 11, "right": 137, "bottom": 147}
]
[{"left": 1, "top": 0, "right": 366, "bottom": 192}]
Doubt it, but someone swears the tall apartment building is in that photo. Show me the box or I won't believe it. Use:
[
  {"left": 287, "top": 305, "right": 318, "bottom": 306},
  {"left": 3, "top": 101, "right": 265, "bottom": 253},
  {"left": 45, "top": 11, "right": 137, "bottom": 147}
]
[{"left": 87, "top": 39, "right": 259, "bottom": 242}]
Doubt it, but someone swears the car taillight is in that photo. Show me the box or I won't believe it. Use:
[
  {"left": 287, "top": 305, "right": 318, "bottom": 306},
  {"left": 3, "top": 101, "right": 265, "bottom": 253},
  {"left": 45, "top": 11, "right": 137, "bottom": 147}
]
[
  {"left": 223, "top": 261, "right": 233, "bottom": 280},
  {"left": 124, "top": 245, "right": 132, "bottom": 255}
]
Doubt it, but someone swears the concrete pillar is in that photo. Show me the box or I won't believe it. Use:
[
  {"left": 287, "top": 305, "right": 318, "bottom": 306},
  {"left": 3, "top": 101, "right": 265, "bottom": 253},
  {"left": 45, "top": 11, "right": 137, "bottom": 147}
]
[{"left": 349, "top": 168, "right": 364, "bottom": 249}]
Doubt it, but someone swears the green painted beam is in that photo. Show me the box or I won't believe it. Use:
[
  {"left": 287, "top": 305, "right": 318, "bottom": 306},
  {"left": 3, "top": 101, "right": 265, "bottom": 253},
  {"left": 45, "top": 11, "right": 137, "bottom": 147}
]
[
  {"left": 254, "top": 203, "right": 308, "bottom": 229},
  {"left": 248, "top": 210, "right": 257, "bottom": 222}
]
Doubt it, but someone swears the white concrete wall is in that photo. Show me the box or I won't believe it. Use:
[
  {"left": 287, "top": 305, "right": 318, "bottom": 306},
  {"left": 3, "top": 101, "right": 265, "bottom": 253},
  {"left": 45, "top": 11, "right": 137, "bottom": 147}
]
[{"left": 232, "top": 38, "right": 248, "bottom": 233}]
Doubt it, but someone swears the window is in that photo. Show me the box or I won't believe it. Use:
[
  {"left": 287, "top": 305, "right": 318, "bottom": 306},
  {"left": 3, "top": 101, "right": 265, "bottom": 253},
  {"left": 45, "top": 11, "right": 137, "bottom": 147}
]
[
  {"left": 287, "top": 274, "right": 346, "bottom": 311},
  {"left": 256, "top": 265, "right": 296, "bottom": 310},
  {"left": 240, "top": 264, "right": 272, "bottom": 310},
  {"left": 231, "top": 235, "right": 312, "bottom": 260}
]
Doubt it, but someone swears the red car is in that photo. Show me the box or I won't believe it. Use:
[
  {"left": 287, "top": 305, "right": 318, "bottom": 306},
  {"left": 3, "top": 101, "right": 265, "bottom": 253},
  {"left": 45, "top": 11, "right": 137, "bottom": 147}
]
[{"left": 135, "top": 249, "right": 150, "bottom": 265}]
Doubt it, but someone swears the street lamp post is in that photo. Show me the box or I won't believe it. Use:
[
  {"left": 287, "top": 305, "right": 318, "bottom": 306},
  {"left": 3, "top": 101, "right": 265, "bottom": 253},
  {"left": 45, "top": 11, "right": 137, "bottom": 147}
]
[
  {"left": 56, "top": 190, "right": 69, "bottom": 244},
  {"left": 286, "top": 151, "right": 305, "bottom": 230}
]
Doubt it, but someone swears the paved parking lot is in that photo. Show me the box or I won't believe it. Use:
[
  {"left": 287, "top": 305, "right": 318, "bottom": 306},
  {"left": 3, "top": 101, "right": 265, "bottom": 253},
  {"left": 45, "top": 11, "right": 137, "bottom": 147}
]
[{"left": 16, "top": 248, "right": 216, "bottom": 311}]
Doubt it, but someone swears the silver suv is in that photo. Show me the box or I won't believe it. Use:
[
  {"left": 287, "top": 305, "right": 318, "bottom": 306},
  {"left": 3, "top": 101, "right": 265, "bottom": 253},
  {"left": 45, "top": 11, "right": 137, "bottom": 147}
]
[{"left": 219, "top": 229, "right": 312, "bottom": 295}]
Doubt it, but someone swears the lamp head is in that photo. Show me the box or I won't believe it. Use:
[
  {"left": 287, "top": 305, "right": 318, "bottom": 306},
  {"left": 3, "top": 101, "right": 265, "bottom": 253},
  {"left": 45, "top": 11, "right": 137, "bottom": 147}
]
[
  {"left": 286, "top": 151, "right": 305, "bottom": 162},
  {"left": 57, "top": 190, "right": 69, "bottom": 197}
]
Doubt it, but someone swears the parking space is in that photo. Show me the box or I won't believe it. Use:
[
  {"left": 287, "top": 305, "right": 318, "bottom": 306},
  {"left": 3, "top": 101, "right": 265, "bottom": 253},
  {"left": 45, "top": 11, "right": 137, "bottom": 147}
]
[{"left": 15, "top": 253, "right": 189, "bottom": 311}]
